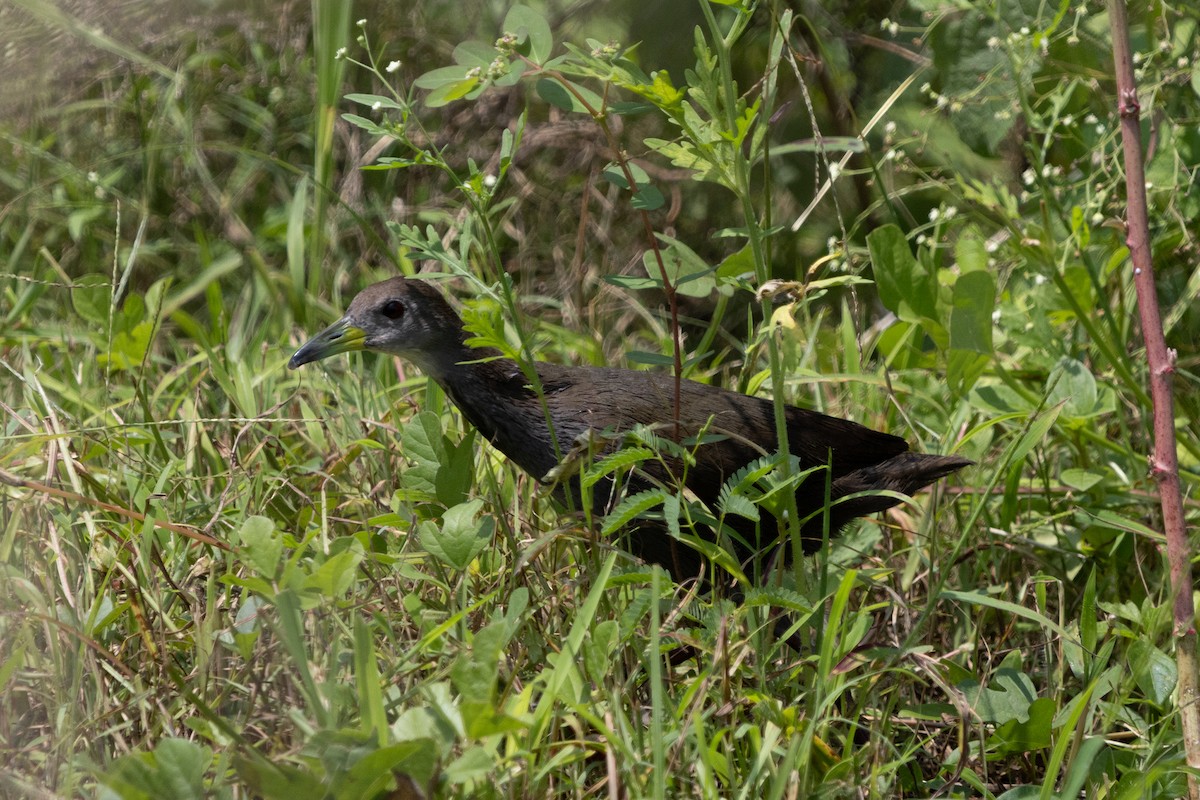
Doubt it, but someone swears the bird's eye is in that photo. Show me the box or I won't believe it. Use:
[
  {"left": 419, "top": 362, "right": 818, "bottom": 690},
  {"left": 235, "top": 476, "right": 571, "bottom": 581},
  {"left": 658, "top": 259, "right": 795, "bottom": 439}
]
[{"left": 380, "top": 300, "right": 405, "bottom": 320}]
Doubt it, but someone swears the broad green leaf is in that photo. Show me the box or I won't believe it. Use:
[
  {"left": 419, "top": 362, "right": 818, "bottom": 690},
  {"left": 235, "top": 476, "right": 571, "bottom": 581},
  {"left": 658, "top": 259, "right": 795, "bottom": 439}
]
[
  {"left": 420, "top": 499, "right": 494, "bottom": 570},
  {"left": 503, "top": 5, "right": 553, "bottom": 64},
  {"left": 239, "top": 516, "right": 282, "bottom": 579},
  {"left": 1128, "top": 640, "right": 1176, "bottom": 706},
  {"left": 867, "top": 224, "right": 939, "bottom": 324},
  {"left": 537, "top": 77, "right": 601, "bottom": 114}
]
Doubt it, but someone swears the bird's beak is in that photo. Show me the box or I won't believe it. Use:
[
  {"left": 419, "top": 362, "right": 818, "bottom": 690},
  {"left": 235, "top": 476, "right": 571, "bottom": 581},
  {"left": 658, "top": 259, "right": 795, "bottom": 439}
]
[{"left": 288, "top": 317, "right": 367, "bottom": 369}]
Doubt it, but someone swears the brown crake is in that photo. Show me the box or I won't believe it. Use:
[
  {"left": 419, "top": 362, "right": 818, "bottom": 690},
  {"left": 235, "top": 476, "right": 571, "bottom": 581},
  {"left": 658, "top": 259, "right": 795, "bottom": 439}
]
[{"left": 289, "top": 277, "right": 971, "bottom": 581}]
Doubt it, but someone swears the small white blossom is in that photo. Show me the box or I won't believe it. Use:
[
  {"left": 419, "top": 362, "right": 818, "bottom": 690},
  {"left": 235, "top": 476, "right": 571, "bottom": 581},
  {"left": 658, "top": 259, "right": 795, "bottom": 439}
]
[
  {"left": 936, "top": 94, "right": 950, "bottom": 110},
  {"left": 828, "top": 163, "right": 841, "bottom": 181},
  {"left": 1022, "top": 168, "right": 1036, "bottom": 186},
  {"left": 1179, "top": 56, "right": 1189, "bottom": 68},
  {"left": 1091, "top": 212, "right": 1104, "bottom": 225},
  {"left": 887, "top": 21, "right": 899, "bottom": 36},
  {"left": 87, "top": 171, "right": 99, "bottom": 183},
  {"left": 386, "top": 60, "right": 402, "bottom": 73},
  {"left": 335, "top": 47, "right": 347, "bottom": 59},
  {"left": 916, "top": 234, "right": 927, "bottom": 245},
  {"left": 885, "top": 121, "right": 896, "bottom": 135},
  {"left": 987, "top": 36, "right": 1001, "bottom": 50},
  {"left": 992, "top": 309, "right": 1002, "bottom": 323},
  {"left": 1061, "top": 114, "right": 1073, "bottom": 126},
  {"left": 929, "top": 208, "right": 940, "bottom": 222},
  {"left": 356, "top": 18, "right": 367, "bottom": 27},
  {"left": 1019, "top": 26, "right": 1030, "bottom": 35},
  {"left": 1145, "top": 181, "right": 1154, "bottom": 190},
  {"left": 482, "top": 174, "right": 497, "bottom": 188},
  {"left": 372, "top": 101, "right": 382, "bottom": 111},
  {"left": 985, "top": 239, "right": 1001, "bottom": 253},
  {"left": 1034, "top": 274, "right": 1046, "bottom": 285},
  {"left": 943, "top": 206, "right": 957, "bottom": 219},
  {"left": 883, "top": 148, "right": 897, "bottom": 162}
]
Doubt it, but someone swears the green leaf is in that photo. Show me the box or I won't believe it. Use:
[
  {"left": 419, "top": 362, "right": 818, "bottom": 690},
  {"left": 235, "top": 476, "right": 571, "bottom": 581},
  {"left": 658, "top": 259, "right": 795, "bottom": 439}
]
[
  {"left": 72, "top": 274, "right": 112, "bottom": 325},
  {"left": 582, "top": 446, "right": 655, "bottom": 489},
  {"left": 583, "top": 620, "right": 619, "bottom": 683},
  {"left": 947, "top": 269, "right": 995, "bottom": 394},
  {"left": 403, "top": 412, "right": 447, "bottom": 496},
  {"left": 536, "top": 77, "right": 602, "bottom": 114},
  {"left": 959, "top": 668, "right": 1038, "bottom": 724},
  {"left": 238, "top": 516, "right": 282, "bottom": 579},
  {"left": 303, "top": 546, "right": 364, "bottom": 599},
  {"left": 425, "top": 78, "right": 482, "bottom": 108},
  {"left": 421, "top": 499, "right": 494, "bottom": 570},
  {"left": 503, "top": 5, "right": 553, "bottom": 64},
  {"left": 451, "top": 622, "right": 507, "bottom": 704},
  {"left": 343, "top": 92, "right": 405, "bottom": 110},
  {"left": 1128, "top": 640, "right": 1176, "bottom": 706},
  {"left": 601, "top": 489, "right": 669, "bottom": 535},
  {"left": 413, "top": 64, "right": 478, "bottom": 90},
  {"left": 987, "top": 697, "right": 1055, "bottom": 756},
  {"left": 647, "top": 235, "right": 715, "bottom": 297},
  {"left": 867, "top": 224, "right": 940, "bottom": 329}
]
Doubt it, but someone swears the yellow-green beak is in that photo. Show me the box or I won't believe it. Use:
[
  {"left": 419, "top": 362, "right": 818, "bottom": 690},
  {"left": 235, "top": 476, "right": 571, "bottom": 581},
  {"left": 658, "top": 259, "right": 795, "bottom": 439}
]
[{"left": 288, "top": 317, "right": 367, "bottom": 369}]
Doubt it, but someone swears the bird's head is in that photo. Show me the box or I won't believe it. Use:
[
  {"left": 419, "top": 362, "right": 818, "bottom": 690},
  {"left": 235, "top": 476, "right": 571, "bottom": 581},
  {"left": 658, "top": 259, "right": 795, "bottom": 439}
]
[{"left": 288, "top": 277, "right": 465, "bottom": 375}]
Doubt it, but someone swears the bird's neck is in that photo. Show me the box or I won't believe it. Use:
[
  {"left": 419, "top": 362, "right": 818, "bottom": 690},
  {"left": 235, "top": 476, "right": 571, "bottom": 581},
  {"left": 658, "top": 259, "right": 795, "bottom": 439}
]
[{"left": 428, "top": 347, "right": 560, "bottom": 479}]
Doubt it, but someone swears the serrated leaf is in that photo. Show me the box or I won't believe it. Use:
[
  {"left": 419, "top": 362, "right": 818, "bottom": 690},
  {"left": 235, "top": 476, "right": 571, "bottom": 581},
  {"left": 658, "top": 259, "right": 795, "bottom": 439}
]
[
  {"left": 582, "top": 446, "right": 655, "bottom": 489},
  {"left": 601, "top": 489, "right": 668, "bottom": 535}
]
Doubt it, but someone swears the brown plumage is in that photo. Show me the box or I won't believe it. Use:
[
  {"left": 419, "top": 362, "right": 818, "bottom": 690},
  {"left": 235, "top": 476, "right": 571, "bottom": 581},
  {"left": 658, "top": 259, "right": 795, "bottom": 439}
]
[{"left": 289, "top": 277, "right": 970, "bottom": 581}]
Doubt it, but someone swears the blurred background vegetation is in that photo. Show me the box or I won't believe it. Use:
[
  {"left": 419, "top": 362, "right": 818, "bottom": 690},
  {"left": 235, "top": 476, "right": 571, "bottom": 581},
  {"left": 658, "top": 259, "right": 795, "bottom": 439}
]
[{"left": 2, "top": 0, "right": 1199, "bottom": 796}]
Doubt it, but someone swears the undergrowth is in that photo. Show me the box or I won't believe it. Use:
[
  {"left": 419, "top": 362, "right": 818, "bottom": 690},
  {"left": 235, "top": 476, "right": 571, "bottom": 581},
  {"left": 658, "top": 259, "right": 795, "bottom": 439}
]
[{"left": 1, "top": 0, "right": 1198, "bottom": 797}]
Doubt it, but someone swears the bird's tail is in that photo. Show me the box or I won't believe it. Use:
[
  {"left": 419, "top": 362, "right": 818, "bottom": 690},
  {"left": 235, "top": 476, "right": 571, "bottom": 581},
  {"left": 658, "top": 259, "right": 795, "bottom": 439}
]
[{"left": 801, "top": 452, "right": 972, "bottom": 545}]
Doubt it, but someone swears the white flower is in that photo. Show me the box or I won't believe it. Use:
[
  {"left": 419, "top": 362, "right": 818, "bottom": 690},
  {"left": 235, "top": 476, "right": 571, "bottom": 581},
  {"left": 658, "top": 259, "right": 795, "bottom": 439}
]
[
  {"left": 929, "top": 208, "right": 940, "bottom": 222},
  {"left": 1091, "top": 212, "right": 1103, "bottom": 225},
  {"left": 828, "top": 163, "right": 841, "bottom": 181},
  {"left": 386, "top": 60, "right": 402, "bottom": 73},
  {"left": 356, "top": 18, "right": 367, "bottom": 27},
  {"left": 483, "top": 174, "right": 497, "bottom": 188},
  {"left": 335, "top": 47, "right": 347, "bottom": 59},
  {"left": 372, "top": 101, "right": 382, "bottom": 111},
  {"left": 987, "top": 36, "right": 1001, "bottom": 50},
  {"left": 884, "top": 121, "right": 896, "bottom": 135},
  {"left": 1022, "top": 168, "right": 1036, "bottom": 186}
]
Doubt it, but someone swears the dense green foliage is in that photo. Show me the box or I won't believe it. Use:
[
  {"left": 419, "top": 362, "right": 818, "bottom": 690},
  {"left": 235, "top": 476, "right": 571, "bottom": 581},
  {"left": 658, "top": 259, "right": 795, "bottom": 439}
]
[{"left": 2, "top": 0, "right": 1199, "bottom": 797}]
